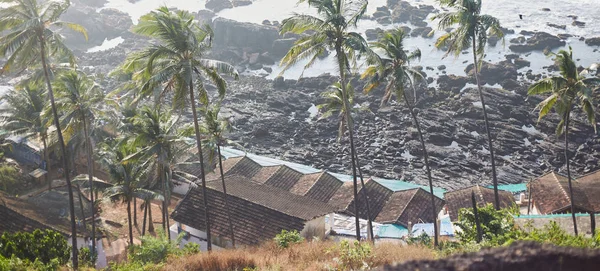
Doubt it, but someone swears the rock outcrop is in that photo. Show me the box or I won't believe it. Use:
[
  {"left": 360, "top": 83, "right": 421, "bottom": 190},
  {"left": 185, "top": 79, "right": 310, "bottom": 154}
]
[{"left": 509, "top": 32, "right": 566, "bottom": 53}]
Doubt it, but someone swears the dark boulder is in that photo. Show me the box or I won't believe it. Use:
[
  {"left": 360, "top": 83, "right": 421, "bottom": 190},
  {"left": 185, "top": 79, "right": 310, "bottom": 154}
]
[
  {"left": 212, "top": 18, "right": 280, "bottom": 52},
  {"left": 585, "top": 37, "right": 600, "bottom": 47},
  {"left": 509, "top": 32, "right": 565, "bottom": 53},
  {"left": 437, "top": 75, "right": 469, "bottom": 94}
]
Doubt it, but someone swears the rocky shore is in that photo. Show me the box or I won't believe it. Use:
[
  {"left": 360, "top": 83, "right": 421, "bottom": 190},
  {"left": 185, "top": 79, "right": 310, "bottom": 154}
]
[{"left": 2, "top": 0, "right": 600, "bottom": 190}]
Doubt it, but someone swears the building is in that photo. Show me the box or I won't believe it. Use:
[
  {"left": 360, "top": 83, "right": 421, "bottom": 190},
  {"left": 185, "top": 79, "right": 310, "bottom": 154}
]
[
  {"left": 0, "top": 191, "right": 107, "bottom": 268},
  {"left": 171, "top": 154, "right": 445, "bottom": 249},
  {"left": 528, "top": 171, "right": 600, "bottom": 215},
  {"left": 170, "top": 174, "right": 336, "bottom": 249},
  {"left": 444, "top": 185, "right": 516, "bottom": 222}
]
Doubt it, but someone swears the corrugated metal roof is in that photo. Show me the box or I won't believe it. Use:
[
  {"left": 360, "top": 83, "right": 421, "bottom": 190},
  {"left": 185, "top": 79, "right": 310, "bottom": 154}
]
[{"left": 486, "top": 183, "right": 528, "bottom": 193}]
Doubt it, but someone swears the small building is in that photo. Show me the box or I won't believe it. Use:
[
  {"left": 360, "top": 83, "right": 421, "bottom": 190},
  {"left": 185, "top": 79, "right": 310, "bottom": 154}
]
[
  {"left": 171, "top": 174, "right": 336, "bottom": 249},
  {"left": 444, "top": 185, "right": 516, "bottom": 222},
  {"left": 529, "top": 171, "right": 600, "bottom": 215},
  {"left": 0, "top": 191, "right": 107, "bottom": 268},
  {"left": 5, "top": 135, "right": 43, "bottom": 167}
]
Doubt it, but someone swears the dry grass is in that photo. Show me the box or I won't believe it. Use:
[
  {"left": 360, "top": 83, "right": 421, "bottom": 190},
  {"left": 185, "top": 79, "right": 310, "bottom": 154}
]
[{"left": 164, "top": 240, "right": 435, "bottom": 271}]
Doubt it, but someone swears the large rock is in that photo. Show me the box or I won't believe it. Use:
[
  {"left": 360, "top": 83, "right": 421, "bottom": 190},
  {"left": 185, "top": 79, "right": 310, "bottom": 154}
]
[
  {"left": 205, "top": 0, "right": 232, "bottom": 12},
  {"left": 465, "top": 61, "right": 518, "bottom": 85},
  {"left": 212, "top": 18, "right": 280, "bottom": 52},
  {"left": 390, "top": 0, "right": 435, "bottom": 27},
  {"left": 585, "top": 37, "right": 600, "bottom": 47},
  {"left": 62, "top": 7, "right": 133, "bottom": 50},
  {"left": 271, "top": 38, "right": 297, "bottom": 58},
  {"left": 509, "top": 32, "right": 565, "bottom": 53},
  {"left": 437, "top": 75, "right": 469, "bottom": 94}
]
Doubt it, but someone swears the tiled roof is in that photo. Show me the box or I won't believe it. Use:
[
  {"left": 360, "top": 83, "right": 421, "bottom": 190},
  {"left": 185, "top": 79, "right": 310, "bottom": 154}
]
[
  {"left": 171, "top": 175, "right": 336, "bottom": 246},
  {"left": 375, "top": 189, "right": 419, "bottom": 224},
  {"left": 397, "top": 189, "right": 444, "bottom": 227},
  {"left": 250, "top": 165, "right": 281, "bottom": 184},
  {"left": 264, "top": 165, "right": 304, "bottom": 190},
  {"left": 304, "top": 172, "right": 344, "bottom": 202},
  {"left": 0, "top": 192, "right": 74, "bottom": 236},
  {"left": 226, "top": 156, "right": 263, "bottom": 178},
  {"left": 344, "top": 179, "right": 394, "bottom": 220},
  {"left": 530, "top": 171, "right": 600, "bottom": 214},
  {"left": 290, "top": 172, "right": 323, "bottom": 196},
  {"left": 445, "top": 185, "right": 515, "bottom": 221}
]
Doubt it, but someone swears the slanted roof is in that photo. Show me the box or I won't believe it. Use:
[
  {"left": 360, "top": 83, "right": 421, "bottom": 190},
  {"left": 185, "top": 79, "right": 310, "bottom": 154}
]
[
  {"left": 250, "top": 165, "right": 281, "bottom": 184},
  {"left": 263, "top": 165, "right": 303, "bottom": 190},
  {"left": 226, "top": 156, "right": 262, "bottom": 178},
  {"left": 344, "top": 179, "right": 394, "bottom": 220},
  {"left": 304, "top": 172, "right": 344, "bottom": 202},
  {"left": 374, "top": 188, "right": 444, "bottom": 227},
  {"left": 445, "top": 185, "right": 515, "bottom": 221},
  {"left": 172, "top": 174, "right": 336, "bottom": 246},
  {"left": 0, "top": 191, "right": 86, "bottom": 237},
  {"left": 530, "top": 170, "right": 600, "bottom": 214}
]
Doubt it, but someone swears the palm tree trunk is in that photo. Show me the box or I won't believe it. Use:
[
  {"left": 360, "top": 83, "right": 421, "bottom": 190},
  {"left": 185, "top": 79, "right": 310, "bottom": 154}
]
[
  {"left": 148, "top": 200, "right": 155, "bottom": 233},
  {"left": 76, "top": 183, "right": 87, "bottom": 230},
  {"left": 42, "top": 135, "right": 51, "bottom": 191},
  {"left": 159, "top": 166, "right": 167, "bottom": 233},
  {"left": 564, "top": 108, "right": 578, "bottom": 235},
  {"left": 335, "top": 44, "right": 361, "bottom": 241},
  {"left": 142, "top": 201, "right": 148, "bottom": 236},
  {"left": 472, "top": 38, "right": 500, "bottom": 210},
  {"left": 165, "top": 168, "right": 171, "bottom": 240},
  {"left": 217, "top": 144, "right": 236, "bottom": 247},
  {"left": 127, "top": 197, "right": 134, "bottom": 245},
  {"left": 188, "top": 75, "right": 212, "bottom": 250},
  {"left": 133, "top": 197, "right": 137, "bottom": 226},
  {"left": 39, "top": 35, "right": 78, "bottom": 269},
  {"left": 354, "top": 153, "right": 374, "bottom": 242},
  {"left": 402, "top": 90, "right": 438, "bottom": 248},
  {"left": 82, "top": 118, "right": 97, "bottom": 255}
]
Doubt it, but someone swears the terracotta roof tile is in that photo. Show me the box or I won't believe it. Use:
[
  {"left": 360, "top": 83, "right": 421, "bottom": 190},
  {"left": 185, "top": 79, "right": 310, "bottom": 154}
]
[
  {"left": 264, "top": 165, "right": 304, "bottom": 190},
  {"left": 304, "top": 172, "right": 344, "bottom": 202},
  {"left": 445, "top": 185, "right": 515, "bottom": 221}
]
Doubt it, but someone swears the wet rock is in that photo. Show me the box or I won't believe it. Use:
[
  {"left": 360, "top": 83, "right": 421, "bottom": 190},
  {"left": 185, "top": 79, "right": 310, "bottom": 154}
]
[
  {"left": 547, "top": 23, "right": 566, "bottom": 30},
  {"left": 205, "top": 0, "right": 232, "bottom": 12},
  {"left": 272, "top": 38, "right": 297, "bottom": 58},
  {"left": 63, "top": 7, "right": 132, "bottom": 49},
  {"left": 541, "top": 8, "right": 551, "bottom": 11},
  {"left": 465, "top": 61, "right": 518, "bottom": 85},
  {"left": 273, "top": 76, "right": 286, "bottom": 89},
  {"left": 437, "top": 75, "right": 469, "bottom": 94},
  {"left": 437, "top": 65, "right": 446, "bottom": 71},
  {"left": 572, "top": 20, "right": 586, "bottom": 27},
  {"left": 585, "top": 37, "right": 600, "bottom": 47},
  {"left": 509, "top": 32, "right": 565, "bottom": 53},
  {"left": 513, "top": 58, "right": 531, "bottom": 69},
  {"left": 233, "top": 0, "right": 252, "bottom": 7},
  {"left": 213, "top": 18, "right": 280, "bottom": 52},
  {"left": 366, "top": 28, "right": 384, "bottom": 41},
  {"left": 557, "top": 33, "right": 573, "bottom": 40}
]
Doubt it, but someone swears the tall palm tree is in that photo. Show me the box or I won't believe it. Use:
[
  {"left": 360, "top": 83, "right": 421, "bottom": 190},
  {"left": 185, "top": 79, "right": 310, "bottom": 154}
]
[
  {"left": 200, "top": 104, "right": 236, "bottom": 247},
  {"left": 127, "top": 7, "right": 238, "bottom": 250},
  {"left": 432, "top": 0, "right": 504, "bottom": 210},
  {"left": 130, "top": 105, "right": 186, "bottom": 239},
  {"left": 280, "top": 0, "right": 374, "bottom": 240},
  {"left": 528, "top": 47, "right": 599, "bottom": 235},
  {"left": 362, "top": 28, "right": 439, "bottom": 247},
  {"left": 316, "top": 81, "right": 375, "bottom": 241},
  {"left": 54, "top": 70, "right": 104, "bottom": 253},
  {"left": 0, "top": 83, "right": 52, "bottom": 188},
  {"left": 0, "top": 0, "right": 87, "bottom": 266},
  {"left": 101, "top": 140, "right": 163, "bottom": 244}
]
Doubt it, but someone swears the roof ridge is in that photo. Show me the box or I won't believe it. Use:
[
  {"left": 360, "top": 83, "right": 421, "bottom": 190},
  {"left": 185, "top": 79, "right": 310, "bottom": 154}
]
[
  {"left": 551, "top": 172, "right": 571, "bottom": 201},
  {"left": 396, "top": 189, "right": 420, "bottom": 222},
  {"left": 301, "top": 171, "right": 326, "bottom": 196}
]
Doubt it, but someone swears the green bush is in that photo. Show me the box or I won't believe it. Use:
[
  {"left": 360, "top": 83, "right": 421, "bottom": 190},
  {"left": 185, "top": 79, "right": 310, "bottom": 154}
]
[
  {"left": 407, "top": 232, "right": 432, "bottom": 248},
  {"left": 0, "top": 230, "right": 70, "bottom": 265},
  {"left": 0, "top": 164, "right": 22, "bottom": 195},
  {"left": 108, "top": 261, "right": 163, "bottom": 271},
  {"left": 327, "top": 240, "right": 374, "bottom": 271},
  {"left": 0, "top": 255, "right": 60, "bottom": 271},
  {"left": 274, "top": 230, "right": 303, "bottom": 248},
  {"left": 128, "top": 230, "right": 181, "bottom": 264},
  {"left": 182, "top": 242, "right": 200, "bottom": 255},
  {"left": 78, "top": 247, "right": 98, "bottom": 268},
  {"left": 454, "top": 203, "right": 523, "bottom": 246}
]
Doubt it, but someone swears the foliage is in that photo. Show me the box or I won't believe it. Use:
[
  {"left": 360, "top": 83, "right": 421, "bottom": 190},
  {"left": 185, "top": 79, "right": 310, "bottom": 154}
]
[
  {"left": 274, "top": 230, "right": 304, "bottom": 248},
  {"left": 519, "top": 221, "right": 600, "bottom": 248},
  {"left": 407, "top": 232, "right": 432, "bottom": 248},
  {"left": 128, "top": 230, "right": 182, "bottom": 264},
  {"left": 454, "top": 203, "right": 522, "bottom": 246},
  {"left": 182, "top": 242, "right": 200, "bottom": 255},
  {"left": 326, "top": 240, "right": 374, "bottom": 271},
  {"left": 108, "top": 261, "right": 163, "bottom": 271},
  {"left": 78, "top": 247, "right": 97, "bottom": 268},
  {"left": 0, "top": 230, "right": 70, "bottom": 265},
  {"left": 0, "top": 254, "right": 60, "bottom": 271},
  {"left": 0, "top": 164, "right": 22, "bottom": 194}
]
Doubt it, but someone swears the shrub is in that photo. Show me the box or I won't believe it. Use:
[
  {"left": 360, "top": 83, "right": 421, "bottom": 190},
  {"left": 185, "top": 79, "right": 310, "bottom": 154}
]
[
  {"left": 454, "top": 203, "right": 522, "bottom": 246},
  {"left": 406, "top": 232, "right": 432, "bottom": 248},
  {"left": 0, "top": 255, "right": 60, "bottom": 271},
  {"left": 182, "top": 242, "right": 200, "bottom": 255},
  {"left": 327, "top": 240, "right": 374, "bottom": 271},
  {"left": 129, "top": 230, "right": 181, "bottom": 264},
  {"left": 78, "top": 247, "right": 98, "bottom": 268},
  {"left": 0, "top": 164, "right": 22, "bottom": 194},
  {"left": 274, "top": 230, "right": 303, "bottom": 248},
  {"left": 0, "top": 230, "right": 70, "bottom": 265}
]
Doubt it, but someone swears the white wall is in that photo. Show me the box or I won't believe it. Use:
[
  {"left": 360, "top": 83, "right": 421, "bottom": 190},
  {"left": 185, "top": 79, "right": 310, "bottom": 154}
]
[
  {"left": 170, "top": 223, "right": 224, "bottom": 251},
  {"left": 68, "top": 237, "right": 107, "bottom": 269}
]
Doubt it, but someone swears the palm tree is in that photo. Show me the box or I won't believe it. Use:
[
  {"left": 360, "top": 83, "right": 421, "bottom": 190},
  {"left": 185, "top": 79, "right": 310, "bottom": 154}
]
[
  {"left": 0, "top": 0, "right": 87, "bottom": 266},
  {"left": 316, "top": 81, "right": 375, "bottom": 241},
  {"left": 101, "top": 140, "right": 163, "bottom": 244},
  {"left": 130, "top": 105, "right": 187, "bottom": 239},
  {"left": 362, "top": 28, "right": 440, "bottom": 247},
  {"left": 280, "top": 0, "right": 374, "bottom": 241},
  {"left": 127, "top": 7, "right": 238, "bottom": 250},
  {"left": 200, "top": 104, "right": 236, "bottom": 247},
  {"left": 432, "top": 0, "right": 504, "bottom": 210},
  {"left": 54, "top": 70, "right": 104, "bottom": 254},
  {"left": 0, "top": 83, "right": 52, "bottom": 189},
  {"left": 528, "top": 47, "right": 599, "bottom": 235}
]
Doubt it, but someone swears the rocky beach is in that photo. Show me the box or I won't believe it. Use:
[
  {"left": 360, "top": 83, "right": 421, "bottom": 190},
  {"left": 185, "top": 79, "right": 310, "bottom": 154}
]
[{"left": 2, "top": 0, "right": 600, "bottom": 190}]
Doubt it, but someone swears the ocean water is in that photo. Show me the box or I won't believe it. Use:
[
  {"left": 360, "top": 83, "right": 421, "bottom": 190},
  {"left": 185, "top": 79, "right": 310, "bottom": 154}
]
[{"left": 100, "top": 0, "right": 600, "bottom": 79}]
